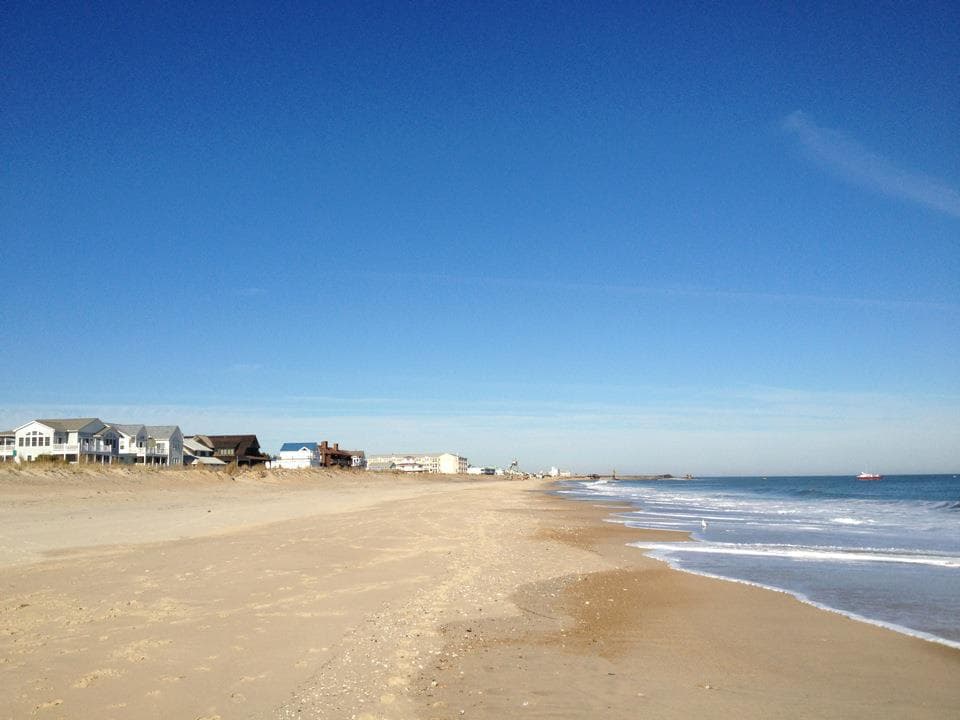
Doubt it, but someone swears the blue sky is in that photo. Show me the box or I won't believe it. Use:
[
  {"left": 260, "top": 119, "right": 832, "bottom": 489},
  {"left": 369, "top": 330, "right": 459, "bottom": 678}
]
[{"left": 2, "top": 1, "right": 958, "bottom": 474}]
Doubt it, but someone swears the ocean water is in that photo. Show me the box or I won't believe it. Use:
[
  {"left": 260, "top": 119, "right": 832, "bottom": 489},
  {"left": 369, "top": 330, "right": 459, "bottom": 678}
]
[{"left": 558, "top": 474, "right": 960, "bottom": 648}]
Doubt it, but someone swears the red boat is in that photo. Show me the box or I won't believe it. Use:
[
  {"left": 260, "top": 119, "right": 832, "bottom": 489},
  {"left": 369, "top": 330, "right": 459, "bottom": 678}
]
[{"left": 857, "top": 472, "right": 883, "bottom": 481}]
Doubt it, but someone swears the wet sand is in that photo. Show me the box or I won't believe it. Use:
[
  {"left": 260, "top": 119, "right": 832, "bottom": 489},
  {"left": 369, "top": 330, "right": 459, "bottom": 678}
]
[{"left": 0, "top": 466, "right": 957, "bottom": 719}]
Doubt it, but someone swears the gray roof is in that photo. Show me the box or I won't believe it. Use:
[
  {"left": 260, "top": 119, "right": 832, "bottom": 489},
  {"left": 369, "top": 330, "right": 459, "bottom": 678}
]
[
  {"left": 145, "top": 425, "right": 180, "bottom": 440},
  {"left": 183, "top": 437, "right": 211, "bottom": 453},
  {"left": 110, "top": 424, "right": 145, "bottom": 436},
  {"left": 36, "top": 418, "right": 105, "bottom": 432}
]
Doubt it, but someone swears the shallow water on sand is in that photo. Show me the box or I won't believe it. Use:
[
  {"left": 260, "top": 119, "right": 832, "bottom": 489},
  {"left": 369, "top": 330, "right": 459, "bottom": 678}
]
[{"left": 560, "top": 475, "right": 960, "bottom": 647}]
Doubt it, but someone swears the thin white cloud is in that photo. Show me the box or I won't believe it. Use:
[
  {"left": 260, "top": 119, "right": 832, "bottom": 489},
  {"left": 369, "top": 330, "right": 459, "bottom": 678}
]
[
  {"left": 363, "top": 271, "right": 960, "bottom": 313},
  {"left": 783, "top": 111, "right": 960, "bottom": 220}
]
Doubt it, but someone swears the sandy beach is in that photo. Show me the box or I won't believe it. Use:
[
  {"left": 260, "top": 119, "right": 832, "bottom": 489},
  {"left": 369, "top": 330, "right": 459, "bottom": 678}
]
[{"left": 1, "top": 466, "right": 957, "bottom": 719}]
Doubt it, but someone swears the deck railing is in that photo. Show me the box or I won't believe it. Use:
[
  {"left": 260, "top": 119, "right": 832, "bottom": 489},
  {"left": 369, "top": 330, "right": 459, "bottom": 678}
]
[{"left": 50, "top": 443, "right": 117, "bottom": 455}]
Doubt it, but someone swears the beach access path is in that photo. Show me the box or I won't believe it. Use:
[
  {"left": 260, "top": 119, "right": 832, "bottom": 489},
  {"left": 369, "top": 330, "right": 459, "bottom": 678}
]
[{"left": 0, "top": 466, "right": 957, "bottom": 719}]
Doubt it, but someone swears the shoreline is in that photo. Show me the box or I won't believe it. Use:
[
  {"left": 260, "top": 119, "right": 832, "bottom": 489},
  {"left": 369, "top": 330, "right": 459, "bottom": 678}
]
[
  {"left": 555, "top": 475, "right": 960, "bottom": 652},
  {"left": 1, "top": 468, "right": 957, "bottom": 718},
  {"left": 561, "top": 487, "right": 960, "bottom": 651}
]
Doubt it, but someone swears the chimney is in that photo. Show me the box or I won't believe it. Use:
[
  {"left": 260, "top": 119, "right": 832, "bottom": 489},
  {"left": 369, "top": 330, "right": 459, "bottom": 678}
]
[{"left": 333, "top": 443, "right": 339, "bottom": 451}]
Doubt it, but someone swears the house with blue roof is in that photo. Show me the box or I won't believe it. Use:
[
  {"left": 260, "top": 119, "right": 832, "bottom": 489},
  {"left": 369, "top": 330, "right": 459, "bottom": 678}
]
[{"left": 278, "top": 441, "right": 320, "bottom": 469}]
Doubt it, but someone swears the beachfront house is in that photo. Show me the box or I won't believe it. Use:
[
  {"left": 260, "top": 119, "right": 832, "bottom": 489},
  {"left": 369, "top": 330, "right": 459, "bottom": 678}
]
[
  {"left": 109, "top": 424, "right": 184, "bottom": 466},
  {"left": 365, "top": 452, "right": 469, "bottom": 474},
  {"left": 278, "top": 442, "right": 321, "bottom": 469},
  {"left": 193, "top": 434, "right": 270, "bottom": 466},
  {"left": 145, "top": 426, "right": 184, "bottom": 466},
  {"left": 318, "top": 441, "right": 353, "bottom": 468},
  {"left": 112, "top": 424, "right": 149, "bottom": 464},
  {"left": 0, "top": 430, "right": 15, "bottom": 462},
  {"left": 347, "top": 450, "right": 366, "bottom": 469},
  {"left": 182, "top": 437, "right": 225, "bottom": 466},
  {"left": 12, "top": 418, "right": 120, "bottom": 464}
]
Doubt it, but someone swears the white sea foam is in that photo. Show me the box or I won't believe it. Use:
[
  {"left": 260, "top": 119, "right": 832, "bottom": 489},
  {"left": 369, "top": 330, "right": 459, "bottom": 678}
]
[
  {"left": 630, "top": 541, "right": 960, "bottom": 568},
  {"left": 559, "top": 475, "right": 960, "bottom": 646}
]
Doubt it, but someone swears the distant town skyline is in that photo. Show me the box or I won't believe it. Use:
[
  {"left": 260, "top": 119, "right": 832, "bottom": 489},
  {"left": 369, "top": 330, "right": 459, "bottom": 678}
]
[{"left": 2, "top": 2, "right": 957, "bottom": 474}]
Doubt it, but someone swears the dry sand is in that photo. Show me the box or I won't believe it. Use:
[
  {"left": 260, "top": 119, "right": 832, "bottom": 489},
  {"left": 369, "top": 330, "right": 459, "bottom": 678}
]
[{"left": 0, "top": 465, "right": 957, "bottom": 719}]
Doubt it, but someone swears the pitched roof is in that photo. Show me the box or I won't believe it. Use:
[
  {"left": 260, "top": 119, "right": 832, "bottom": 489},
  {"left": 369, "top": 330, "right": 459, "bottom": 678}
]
[
  {"left": 145, "top": 425, "right": 180, "bottom": 440},
  {"left": 110, "top": 424, "right": 145, "bottom": 436},
  {"left": 200, "top": 435, "right": 268, "bottom": 458},
  {"left": 280, "top": 442, "right": 318, "bottom": 452},
  {"left": 183, "top": 437, "right": 211, "bottom": 453},
  {"left": 202, "top": 434, "right": 258, "bottom": 448},
  {"left": 36, "top": 418, "right": 105, "bottom": 432}
]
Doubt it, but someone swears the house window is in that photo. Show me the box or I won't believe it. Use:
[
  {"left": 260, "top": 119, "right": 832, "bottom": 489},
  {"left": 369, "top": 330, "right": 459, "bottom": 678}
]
[{"left": 45, "top": 437, "right": 50, "bottom": 446}]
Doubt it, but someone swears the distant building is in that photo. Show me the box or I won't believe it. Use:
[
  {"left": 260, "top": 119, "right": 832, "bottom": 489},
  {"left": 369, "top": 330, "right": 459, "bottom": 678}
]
[
  {"left": 342, "top": 449, "right": 365, "bottom": 469},
  {"left": 278, "top": 442, "right": 321, "bottom": 469},
  {"left": 467, "top": 466, "right": 496, "bottom": 475},
  {"left": 366, "top": 452, "right": 468, "bottom": 475}
]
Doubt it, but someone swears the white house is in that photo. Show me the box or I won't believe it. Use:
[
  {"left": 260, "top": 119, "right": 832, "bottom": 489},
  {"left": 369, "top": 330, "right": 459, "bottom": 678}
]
[
  {"left": 13, "top": 418, "right": 120, "bottom": 464},
  {"left": 467, "top": 466, "right": 496, "bottom": 475},
  {"left": 109, "top": 424, "right": 183, "bottom": 466},
  {"left": 112, "top": 424, "right": 149, "bottom": 464},
  {"left": 278, "top": 442, "right": 320, "bottom": 469},
  {"left": 0, "top": 430, "right": 15, "bottom": 462},
  {"left": 348, "top": 450, "right": 366, "bottom": 469},
  {"left": 145, "top": 426, "right": 184, "bottom": 466}
]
